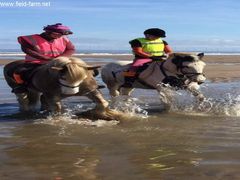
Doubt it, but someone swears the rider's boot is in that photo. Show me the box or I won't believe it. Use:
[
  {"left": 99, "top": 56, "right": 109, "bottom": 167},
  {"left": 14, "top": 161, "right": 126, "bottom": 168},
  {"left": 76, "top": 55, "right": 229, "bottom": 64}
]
[{"left": 12, "top": 85, "right": 28, "bottom": 94}]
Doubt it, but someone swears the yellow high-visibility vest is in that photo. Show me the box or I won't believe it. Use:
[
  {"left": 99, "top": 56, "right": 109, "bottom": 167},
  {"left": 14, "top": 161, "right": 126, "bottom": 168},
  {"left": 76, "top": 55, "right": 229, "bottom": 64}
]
[{"left": 137, "top": 38, "right": 164, "bottom": 56}]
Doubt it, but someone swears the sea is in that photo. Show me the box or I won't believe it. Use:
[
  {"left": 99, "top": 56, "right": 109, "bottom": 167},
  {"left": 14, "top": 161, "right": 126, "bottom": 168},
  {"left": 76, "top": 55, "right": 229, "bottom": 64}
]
[{"left": 1, "top": 49, "right": 240, "bottom": 179}]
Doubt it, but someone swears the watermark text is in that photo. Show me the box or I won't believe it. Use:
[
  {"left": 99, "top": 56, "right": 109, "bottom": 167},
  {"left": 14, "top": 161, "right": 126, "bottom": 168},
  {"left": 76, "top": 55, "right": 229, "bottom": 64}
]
[{"left": 0, "top": 1, "right": 51, "bottom": 7}]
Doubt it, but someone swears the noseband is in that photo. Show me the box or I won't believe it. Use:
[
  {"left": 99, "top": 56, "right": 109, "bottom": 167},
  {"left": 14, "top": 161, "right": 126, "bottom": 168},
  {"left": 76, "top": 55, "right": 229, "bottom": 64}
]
[{"left": 58, "top": 78, "right": 82, "bottom": 88}]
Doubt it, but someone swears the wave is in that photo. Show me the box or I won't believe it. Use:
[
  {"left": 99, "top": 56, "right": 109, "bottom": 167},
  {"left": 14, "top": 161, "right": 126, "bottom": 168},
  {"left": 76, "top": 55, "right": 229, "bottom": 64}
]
[
  {"left": 0, "top": 53, "right": 25, "bottom": 56},
  {"left": 0, "top": 53, "right": 132, "bottom": 57}
]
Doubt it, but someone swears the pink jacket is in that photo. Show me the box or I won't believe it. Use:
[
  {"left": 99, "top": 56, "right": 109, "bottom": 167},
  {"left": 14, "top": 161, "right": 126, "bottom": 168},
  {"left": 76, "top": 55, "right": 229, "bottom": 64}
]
[{"left": 18, "top": 34, "right": 70, "bottom": 64}]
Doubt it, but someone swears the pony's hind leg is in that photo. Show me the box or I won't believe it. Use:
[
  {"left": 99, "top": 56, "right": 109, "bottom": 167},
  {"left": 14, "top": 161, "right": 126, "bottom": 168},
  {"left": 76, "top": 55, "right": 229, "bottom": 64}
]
[
  {"left": 120, "top": 87, "right": 134, "bottom": 96},
  {"left": 15, "top": 93, "right": 30, "bottom": 112},
  {"left": 40, "top": 94, "right": 48, "bottom": 111},
  {"left": 27, "top": 91, "right": 40, "bottom": 112},
  {"left": 15, "top": 91, "right": 40, "bottom": 112},
  {"left": 108, "top": 85, "right": 120, "bottom": 97}
]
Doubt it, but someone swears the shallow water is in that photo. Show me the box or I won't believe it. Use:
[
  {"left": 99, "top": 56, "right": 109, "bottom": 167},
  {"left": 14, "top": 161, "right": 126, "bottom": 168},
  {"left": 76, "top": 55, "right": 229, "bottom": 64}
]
[{"left": 1, "top": 64, "right": 240, "bottom": 179}]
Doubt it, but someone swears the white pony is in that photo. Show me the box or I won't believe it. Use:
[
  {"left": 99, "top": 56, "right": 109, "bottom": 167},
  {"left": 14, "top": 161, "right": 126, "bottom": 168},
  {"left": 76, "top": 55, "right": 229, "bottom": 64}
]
[{"left": 101, "top": 53, "right": 206, "bottom": 106}]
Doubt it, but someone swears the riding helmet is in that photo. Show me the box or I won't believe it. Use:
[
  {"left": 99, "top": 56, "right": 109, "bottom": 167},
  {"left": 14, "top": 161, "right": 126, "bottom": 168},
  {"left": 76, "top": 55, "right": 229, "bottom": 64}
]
[{"left": 144, "top": 28, "right": 166, "bottom": 37}]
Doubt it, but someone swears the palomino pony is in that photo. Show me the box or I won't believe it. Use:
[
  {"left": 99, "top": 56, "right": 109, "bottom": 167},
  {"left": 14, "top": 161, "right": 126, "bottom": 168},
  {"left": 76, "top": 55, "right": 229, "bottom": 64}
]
[
  {"left": 101, "top": 53, "right": 206, "bottom": 106},
  {"left": 4, "top": 57, "right": 120, "bottom": 120}
]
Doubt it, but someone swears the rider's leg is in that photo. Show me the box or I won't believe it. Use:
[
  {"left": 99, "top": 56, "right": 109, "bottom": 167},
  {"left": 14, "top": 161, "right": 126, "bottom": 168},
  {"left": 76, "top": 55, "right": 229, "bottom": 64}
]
[
  {"left": 123, "top": 66, "right": 137, "bottom": 87},
  {"left": 122, "top": 60, "right": 140, "bottom": 87},
  {"left": 12, "top": 63, "right": 40, "bottom": 94}
]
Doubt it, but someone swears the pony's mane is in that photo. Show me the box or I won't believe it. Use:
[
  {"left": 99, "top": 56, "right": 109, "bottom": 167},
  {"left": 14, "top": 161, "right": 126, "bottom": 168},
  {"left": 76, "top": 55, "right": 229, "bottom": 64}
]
[
  {"left": 168, "top": 52, "right": 199, "bottom": 63},
  {"left": 50, "top": 57, "right": 88, "bottom": 83}
]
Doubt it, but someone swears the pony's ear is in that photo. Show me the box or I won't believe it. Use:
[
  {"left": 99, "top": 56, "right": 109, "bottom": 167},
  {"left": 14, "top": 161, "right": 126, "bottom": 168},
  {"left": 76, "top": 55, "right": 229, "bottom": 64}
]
[
  {"left": 86, "top": 65, "right": 101, "bottom": 70},
  {"left": 51, "top": 67, "right": 63, "bottom": 71},
  {"left": 197, "top": 52, "right": 204, "bottom": 59}
]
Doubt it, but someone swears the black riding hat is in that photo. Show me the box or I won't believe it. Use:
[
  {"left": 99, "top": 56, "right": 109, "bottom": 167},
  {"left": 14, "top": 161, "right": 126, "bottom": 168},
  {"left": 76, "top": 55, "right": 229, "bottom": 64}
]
[{"left": 144, "top": 28, "right": 166, "bottom": 37}]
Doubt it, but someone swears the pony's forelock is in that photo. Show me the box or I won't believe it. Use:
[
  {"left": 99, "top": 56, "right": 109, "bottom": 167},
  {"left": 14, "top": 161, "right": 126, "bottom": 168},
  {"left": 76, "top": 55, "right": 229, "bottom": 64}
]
[{"left": 65, "top": 63, "right": 87, "bottom": 83}]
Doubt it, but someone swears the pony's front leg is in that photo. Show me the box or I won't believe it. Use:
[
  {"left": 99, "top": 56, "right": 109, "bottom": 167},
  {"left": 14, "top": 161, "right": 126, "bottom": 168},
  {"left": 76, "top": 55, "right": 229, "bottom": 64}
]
[
  {"left": 86, "top": 89, "right": 109, "bottom": 111},
  {"left": 43, "top": 94, "right": 62, "bottom": 113},
  {"left": 187, "top": 82, "right": 205, "bottom": 101},
  {"left": 79, "top": 89, "right": 124, "bottom": 120},
  {"left": 156, "top": 84, "right": 172, "bottom": 110}
]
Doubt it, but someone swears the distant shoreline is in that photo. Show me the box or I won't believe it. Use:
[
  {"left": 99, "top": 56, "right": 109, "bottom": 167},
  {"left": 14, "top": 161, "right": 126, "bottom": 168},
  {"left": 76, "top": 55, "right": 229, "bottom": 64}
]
[
  {"left": 1, "top": 55, "right": 240, "bottom": 82},
  {"left": 1, "top": 54, "right": 240, "bottom": 63}
]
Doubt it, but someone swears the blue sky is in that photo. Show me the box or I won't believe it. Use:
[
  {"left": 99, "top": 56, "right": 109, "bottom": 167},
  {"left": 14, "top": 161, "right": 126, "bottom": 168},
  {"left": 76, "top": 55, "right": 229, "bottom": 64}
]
[{"left": 0, "top": 0, "right": 240, "bottom": 52}]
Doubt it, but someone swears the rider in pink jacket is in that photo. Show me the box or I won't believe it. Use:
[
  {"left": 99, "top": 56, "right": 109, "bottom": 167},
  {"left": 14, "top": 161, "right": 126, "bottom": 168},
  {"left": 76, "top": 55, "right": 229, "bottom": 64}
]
[
  {"left": 18, "top": 23, "right": 75, "bottom": 64},
  {"left": 13, "top": 23, "right": 75, "bottom": 93}
]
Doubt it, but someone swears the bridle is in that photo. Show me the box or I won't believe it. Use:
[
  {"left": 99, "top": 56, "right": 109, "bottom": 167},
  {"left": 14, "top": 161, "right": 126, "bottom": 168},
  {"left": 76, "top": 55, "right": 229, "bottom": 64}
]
[
  {"left": 159, "top": 59, "right": 205, "bottom": 84},
  {"left": 176, "top": 63, "right": 204, "bottom": 78}
]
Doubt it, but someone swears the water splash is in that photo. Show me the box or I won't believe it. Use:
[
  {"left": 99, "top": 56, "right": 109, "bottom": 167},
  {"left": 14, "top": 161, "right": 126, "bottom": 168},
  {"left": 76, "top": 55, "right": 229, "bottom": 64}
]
[
  {"left": 34, "top": 104, "right": 119, "bottom": 127},
  {"left": 202, "top": 94, "right": 240, "bottom": 116},
  {"left": 163, "top": 82, "right": 240, "bottom": 117},
  {"left": 109, "top": 96, "right": 148, "bottom": 118}
]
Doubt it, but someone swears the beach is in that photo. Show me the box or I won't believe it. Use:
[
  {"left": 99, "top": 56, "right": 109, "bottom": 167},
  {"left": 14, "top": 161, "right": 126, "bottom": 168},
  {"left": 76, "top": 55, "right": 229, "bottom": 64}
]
[
  {"left": 1, "top": 54, "right": 240, "bottom": 82},
  {"left": 1, "top": 55, "right": 240, "bottom": 179}
]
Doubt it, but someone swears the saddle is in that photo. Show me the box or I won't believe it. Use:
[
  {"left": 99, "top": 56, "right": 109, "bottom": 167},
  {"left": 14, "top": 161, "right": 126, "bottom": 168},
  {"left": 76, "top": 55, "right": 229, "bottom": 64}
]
[{"left": 115, "top": 62, "right": 152, "bottom": 88}]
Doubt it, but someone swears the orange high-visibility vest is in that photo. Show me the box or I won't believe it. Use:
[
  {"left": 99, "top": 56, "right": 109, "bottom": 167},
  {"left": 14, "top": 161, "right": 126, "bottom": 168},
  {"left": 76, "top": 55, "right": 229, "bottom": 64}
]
[{"left": 18, "top": 34, "right": 69, "bottom": 64}]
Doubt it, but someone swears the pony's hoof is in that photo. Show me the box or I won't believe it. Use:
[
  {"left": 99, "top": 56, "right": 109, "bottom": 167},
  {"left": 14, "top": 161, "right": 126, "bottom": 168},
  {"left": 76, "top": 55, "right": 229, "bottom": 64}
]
[
  {"left": 197, "top": 94, "right": 205, "bottom": 102},
  {"left": 75, "top": 109, "right": 122, "bottom": 121}
]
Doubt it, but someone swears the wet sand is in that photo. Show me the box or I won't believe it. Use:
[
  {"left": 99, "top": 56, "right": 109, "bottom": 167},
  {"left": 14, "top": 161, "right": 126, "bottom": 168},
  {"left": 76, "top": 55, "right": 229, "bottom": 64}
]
[{"left": 1, "top": 55, "right": 240, "bottom": 82}]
